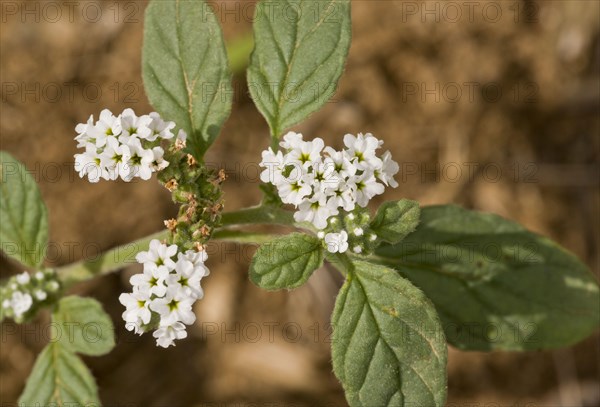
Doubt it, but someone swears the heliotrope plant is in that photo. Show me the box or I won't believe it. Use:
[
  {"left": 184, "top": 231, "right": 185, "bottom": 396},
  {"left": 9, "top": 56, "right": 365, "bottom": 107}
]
[{"left": 1, "top": 1, "right": 599, "bottom": 406}]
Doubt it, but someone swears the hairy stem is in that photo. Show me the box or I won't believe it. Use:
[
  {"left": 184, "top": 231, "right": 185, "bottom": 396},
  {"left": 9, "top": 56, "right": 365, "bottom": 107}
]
[
  {"left": 220, "top": 204, "right": 294, "bottom": 226},
  {"left": 56, "top": 205, "right": 295, "bottom": 288}
]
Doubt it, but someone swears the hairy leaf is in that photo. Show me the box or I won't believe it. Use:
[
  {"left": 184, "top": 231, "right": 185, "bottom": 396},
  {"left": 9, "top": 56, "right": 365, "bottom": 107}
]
[
  {"left": 370, "top": 199, "right": 420, "bottom": 244},
  {"left": 143, "top": 0, "right": 232, "bottom": 159},
  {"left": 0, "top": 151, "right": 48, "bottom": 267},
  {"left": 374, "top": 205, "right": 600, "bottom": 350},
  {"left": 247, "top": 0, "right": 351, "bottom": 137},
  {"left": 250, "top": 233, "right": 324, "bottom": 289},
  {"left": 53, "top": 296, "right": 115, "bottom": 356},
  {"left": 19, "top": 342, "right": 100, "bottom": 406},
  {"left": 332, "top": 261, "right": 447, "bottom": 407}
]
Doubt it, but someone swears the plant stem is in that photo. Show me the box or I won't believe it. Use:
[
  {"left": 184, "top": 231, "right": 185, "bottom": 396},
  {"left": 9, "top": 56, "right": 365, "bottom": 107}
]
[
  {"left": 325, "top": 252, "right": 353, "bottom": 277},
  {"left": 56, "top": 206, "right": 296, "bottom": 288},
  {"left": 220, "top": 204, "right": 294, "bottom": 226}
]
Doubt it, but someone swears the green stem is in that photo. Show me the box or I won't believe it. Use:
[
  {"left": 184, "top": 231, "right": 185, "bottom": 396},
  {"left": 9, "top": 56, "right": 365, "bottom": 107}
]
[
  {"left": 57, "top": 206, "right": 297, "bottom": 288},
  {"left": 270, "top": 135, "right": 280, "bottom": 151},
  {"left": 57, "top": 231, "right": 167, "bottom": 289},
  {"left": 220, "top": 204, "right": 294, "bottom": 226},
  {"left": 211, "top": 229, "right": 279, "bottom": 244},
  {"left": 325, "top": 252, "right": 353, "bottom": 277}
]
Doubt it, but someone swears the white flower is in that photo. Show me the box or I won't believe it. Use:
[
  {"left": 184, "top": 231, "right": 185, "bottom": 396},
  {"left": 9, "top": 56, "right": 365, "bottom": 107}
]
[
  {"left": 2, "top": 299, "right": 10, "bottom": 309},
  {"left": 348, "top": 171, "right": 385, "bottom": 207},
  {"left": 286, "top": 137, "right": 324, "bottom": 168},
  {"left": 74, "top": 109, "right": 173, "bottom": 184},
  {"left": 259, "top": 148, "right": 285, "bottom": 184},
  {"left": 376, "top": 150, "right": 399, "bottom": 188},
  {"left": 119, "top": 108, "right": 152, "bottom": 142},
  {"left": 74, "top": 114, "right": 95, "bottom": 148},
  {"left": 146, "top": 112, "right": 175, "bottom": 141},
  {"left": 353, "top": 227, "right": 364, "bottom": 236},
  {"left": 16, "top": 272, "right": 30, "bottom": 285},
  {"left": 35, "top": 271, "right": 44, "bottom": 280},
  {"left": 311, "top": 160, "right": 340, "bottom": 192},
  {"left": 103, "top": 137, "right": 131, "bottom": 181},
  {"left": 136, "top": 239, "right": 177, "bottom": 270},
  {"left": 119, "top": 290, "right": 152, "bottom": 329},
  {"left": 326, "top": 180, "right": 356, "bottom": 212},
  {"left": 150, "top": 286, "right": 196, "bottom": 326},
  {"left": 294, "top": 193, "right": 337, "bottom": 230},
  {"left": 259, "top": 131, "right": 400, "bottom": 231},
  {"left": 153, "top": 321, "right": 188, "bottom": 348},
  {"left": 122, "top": 138, "right": 154, "bottom": 181},
  {"left": 279, "top": 131, "right": 304, "bottom": 150},
  {"left": 150, "top": 147, "right": 169, "bottom": 172},
  {"left": 74, "top": 143, "right": 108, "bottom": 183},
  {"left": 176, "top": 129, "right": 188, "bottom": 143},
  {"left": 353, "top": 245, "right": 363, "bottom": 254},
  {"left": 168, "top": 254, "right": 207, "bottom": 300},
  {"left": 121, "top": 243, "right": 211, "bottom": 347},
  {"left": 276, "top": 166, "right": 312, "bottom": 206},
  {"left": 130, "top": 263, "right": 170, "bottom": 297},
  {"left": 343, "top": 132, "right": 383, "bottom": 170},
  {"left": 34, "top": 290, "right": 47, "bottom": 301},
  {"left": 324, "top": 231, "right": 349, "bottom": 253},
  {"left": 89, "top": 109, "right": 122, "bottom": 148},
  {"left": 11, "top": 291, "right": 32, "bottom": 317},
  {"left": 181, "top": 249, "right": 209, "bottom": 266},
  {"left": 324, "top": 147, "right": 357, "bottom": 178}
]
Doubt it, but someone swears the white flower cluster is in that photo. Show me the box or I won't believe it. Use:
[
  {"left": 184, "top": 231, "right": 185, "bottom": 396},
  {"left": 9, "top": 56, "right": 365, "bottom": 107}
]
[
  {"left": 74, "top": 109, "right": 175, "bottom": 183},
  {"left": 317, "top": 221, "right": 378, "bottom": 255},
  {"left": 119, "top": 239, "right": 209, "bottom": 348},
  {"left": 1, "top": 270, "right": 60, "bottom": 322},
  {"left": 259, "top": 131, "right": 399, "bottom": 252},
  {"left": 321, "top": 230, "right": 349, "bottom": 254}
]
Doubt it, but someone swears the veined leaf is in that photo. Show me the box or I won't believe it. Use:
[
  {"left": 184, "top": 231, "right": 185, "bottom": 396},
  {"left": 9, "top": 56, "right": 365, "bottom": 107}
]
[
  {"left": 19, "top": 342, "right": 101, "bottom": 406},
  {"left": 374, "top": 205, "right": 600, "bottom": 351},
  {"left": 370, "top": 199, "right": 420, "bottom": 244},
  {"left": 0, "top": 151, "right": 48, "bottom": 268},
  {"left": 247, "top": 0, "right": 351, "bottom": 137},
  {"left": 250, "top": 233, "right": 324, "bottom": 290},
  {"left": 332, "top": 261, "right": 447, "bottom": 407},
  {"left": 52, "top": 296, "right": 116, "bottom": 356},
  {"left": 142, "top": 0, "right": 232, "bottom": 159}
]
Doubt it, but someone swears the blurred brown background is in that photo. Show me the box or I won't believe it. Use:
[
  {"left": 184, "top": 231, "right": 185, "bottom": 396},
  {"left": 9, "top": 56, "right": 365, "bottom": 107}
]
[{"left": 1, "top": 0, "right": 599, "bottom": 406}]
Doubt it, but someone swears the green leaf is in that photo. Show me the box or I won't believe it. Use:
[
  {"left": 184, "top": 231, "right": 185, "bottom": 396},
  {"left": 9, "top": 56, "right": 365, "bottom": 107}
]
[
  {"left": 247, "top": 0, "right": 351, "bottom": 137},
  {"left": 227, "top": 34, "right": 254, "bottom": 75},
  {"left": 0, "top": 151, "right": 48, "bottom": 268},
  {"left": 250, "top": 233, "right": 324, "bottom": 290},
  {"left": 19, "top": 342, "right": 101, "bottom": 406},
  {"left": 374, "top": 205, "right": 600, "bottom": 351},
  {"left": 52, "top": 296, "right": 115, "bottom": 356},
  {"left": 370, "top": 199, "right": 420, "bottom": 244},
  {"left": 142, "top": 0, "right": 232, "bottom": 159},
  {"left": 332, "top": 261, "right": 447, "bottom": 407}
]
